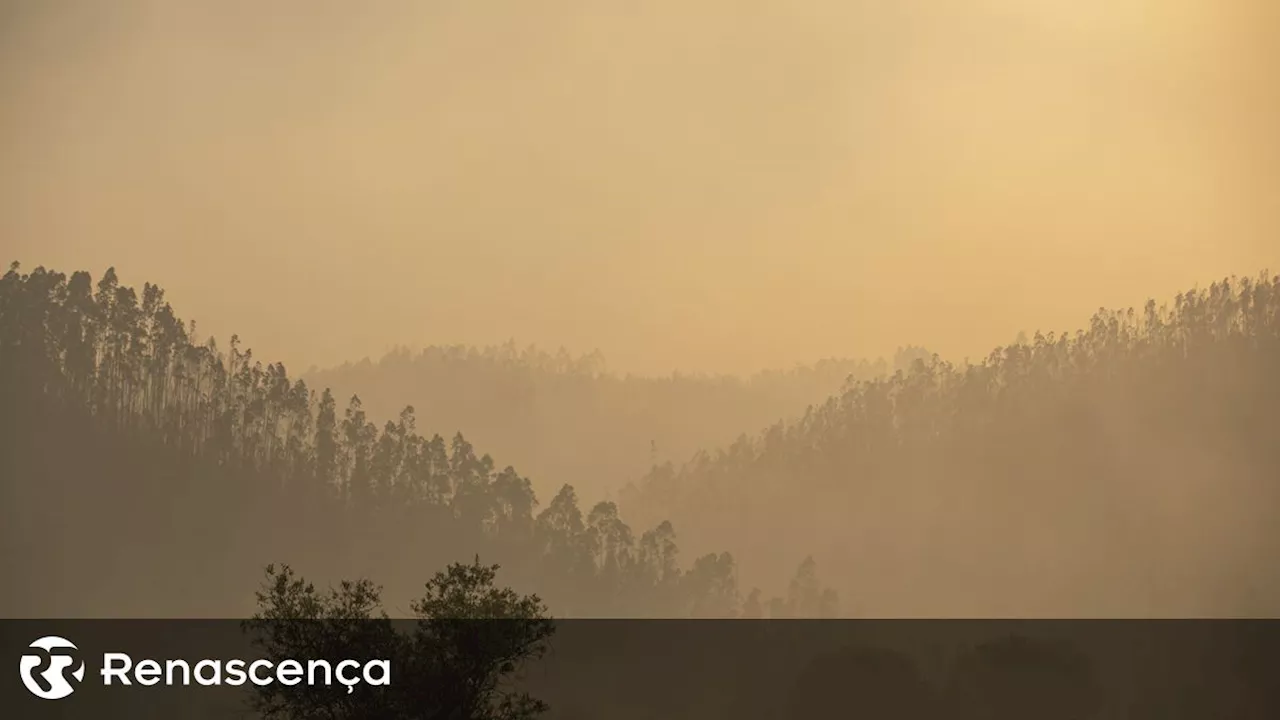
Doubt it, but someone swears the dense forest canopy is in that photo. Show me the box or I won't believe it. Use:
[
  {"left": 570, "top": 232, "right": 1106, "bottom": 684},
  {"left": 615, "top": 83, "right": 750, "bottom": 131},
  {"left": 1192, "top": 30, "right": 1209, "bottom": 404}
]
[
  {"left": 2, "top": 262, "right": 1278, "bottom": 618},
  {"left": 0, "top": 262, "right": 835, "bottom": 618},
  {"left": 303, "top": 343, "right": 909, "bottom": 503},
  {"left": 621, "top": 271, "right": 1280, "bottom": 615}
]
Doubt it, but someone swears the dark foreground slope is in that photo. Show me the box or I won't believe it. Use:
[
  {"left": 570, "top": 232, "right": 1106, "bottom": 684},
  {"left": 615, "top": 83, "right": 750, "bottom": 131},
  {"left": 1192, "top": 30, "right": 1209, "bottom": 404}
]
[{"left": 623, "top": 273, "right": 1280, "bottom": 616}]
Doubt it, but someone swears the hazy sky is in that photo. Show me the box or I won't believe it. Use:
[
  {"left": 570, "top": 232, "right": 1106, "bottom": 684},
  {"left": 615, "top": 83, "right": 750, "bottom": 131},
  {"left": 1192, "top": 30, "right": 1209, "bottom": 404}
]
[{"left": 4, "top": 0, "right": 1277, "bottom": 375}]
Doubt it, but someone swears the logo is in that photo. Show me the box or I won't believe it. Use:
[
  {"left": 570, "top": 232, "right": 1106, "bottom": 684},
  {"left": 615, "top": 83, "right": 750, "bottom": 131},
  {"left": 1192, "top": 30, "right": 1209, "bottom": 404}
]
[
  {"left": 19, "top": 636, "right": 86, "bottom": 700},
  {"left": 15, "top": 634, "right": 390, "bottom": 698}
]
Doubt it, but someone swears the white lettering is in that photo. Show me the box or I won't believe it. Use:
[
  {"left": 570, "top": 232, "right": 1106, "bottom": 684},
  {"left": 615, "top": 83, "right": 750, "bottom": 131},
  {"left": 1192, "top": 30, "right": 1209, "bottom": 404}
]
[
  {"left": 335, "top": 660, "right": 360, "bottom": 694},
  {"left": 307, "top": 659, "right": 332, "bottom": 686},
  {"left": 224, "top": 660, "right": 247, "bottom": 686},
  {"left": 364, "top": 660, "right": 391, "bottom": 687},
  {"left": 249, "top": 660, "right": 274, "bottom": 687},
  {"left": 194, "top": 660, "right": 221, "bottom": 686},
  {"left": 92, "top": 653, "right": 390, "bottom": 692},
  {"left": 101, "top": 653, "right": 132, "bottom": 685},
  {"left": 277, "top": 660, "right": 303, "bottom": 686},
  {"left": 166, "top": 659, "right": 191, "bottom": 685},
  {"left": 134, "top": 660, "right": 162, "bottom": 686}
]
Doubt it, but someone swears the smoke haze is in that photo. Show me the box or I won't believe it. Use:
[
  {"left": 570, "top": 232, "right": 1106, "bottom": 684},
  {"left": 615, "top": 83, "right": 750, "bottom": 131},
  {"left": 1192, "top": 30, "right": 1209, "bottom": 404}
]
[
  {"left": 5, "top": 1, "right": 1276, "bottom": 376},
  {"left": 3, "top": 1, "right": 1280, "bottom": 631}
]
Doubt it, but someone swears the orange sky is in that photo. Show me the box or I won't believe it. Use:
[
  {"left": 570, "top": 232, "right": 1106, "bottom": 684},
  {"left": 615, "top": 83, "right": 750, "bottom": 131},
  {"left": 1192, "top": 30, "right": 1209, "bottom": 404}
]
[{"left": 3, "top": 0, "right": 1276, "bottom": 375}]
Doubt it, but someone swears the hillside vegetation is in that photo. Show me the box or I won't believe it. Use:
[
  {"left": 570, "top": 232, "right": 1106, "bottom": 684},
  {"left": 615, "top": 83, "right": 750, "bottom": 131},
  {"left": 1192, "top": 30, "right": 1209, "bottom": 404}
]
[
  {"left": 3, "top": 262, "right": 1277, "bottom": 618},
  {"left": 304, "top": 345, "right": 899, "bottom": 503},
  {"left": 0, "top": 262, "right": 836, "bottom": 617},
  {"left": 622, "top": 272, "right": 1280, "bottom": 616}
]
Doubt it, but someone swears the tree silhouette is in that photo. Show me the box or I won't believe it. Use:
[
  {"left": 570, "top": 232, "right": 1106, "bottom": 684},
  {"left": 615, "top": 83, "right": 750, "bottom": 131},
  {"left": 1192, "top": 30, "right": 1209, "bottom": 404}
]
[
  {"left": 0, "top": 262, "right": 769, "bottom": 617},
  {"left": 622, "top": 271, "right": 1280, "bottom": 615},
  {"left": 245, "top": 559, "right": 553, "bottom": 720},
  {"left": 5, "top": 262, "right": 1280, "bottom": 619}
]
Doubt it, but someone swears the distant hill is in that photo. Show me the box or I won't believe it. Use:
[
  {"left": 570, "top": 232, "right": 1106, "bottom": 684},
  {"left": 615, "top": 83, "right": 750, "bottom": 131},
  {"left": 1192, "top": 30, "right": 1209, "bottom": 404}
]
[
  {"left": 303, "top": 345, "right": 905, "bottom": 502},
  {"left": 621, "top": 273, "right": 1280, "bottom": 616},
  {"left": 6, "top": 261, "right": 1276, "bottom": 618},
  {"left": 0, "top": 262, "right": 838, "bottom": 618}
]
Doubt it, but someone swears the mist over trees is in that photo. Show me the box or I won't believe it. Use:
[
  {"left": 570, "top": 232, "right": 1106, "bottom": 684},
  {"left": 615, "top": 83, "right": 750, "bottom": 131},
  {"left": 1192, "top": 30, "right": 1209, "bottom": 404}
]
[
  {"left": 2, "top": 262, "right": 1279, "bottom": 618},
  {"left": 620, "top": 272, "right": 1280, "bottom": 615},
  {"left": 303, "top": 344, "right": 890, "bottom": 504},
  {"left": 0, "top": 262, "right": 836, "bottom": 617}
]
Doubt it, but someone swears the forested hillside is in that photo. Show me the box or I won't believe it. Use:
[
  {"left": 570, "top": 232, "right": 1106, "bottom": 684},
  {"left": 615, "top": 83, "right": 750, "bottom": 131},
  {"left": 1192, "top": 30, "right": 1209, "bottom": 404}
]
[
  {"left": 0, "top": 263, "right": 838, "bottom": 618},
  {"left": 621, "top": 272, "right": 1280, "bottom": 616},
  {"left": 3, "top": 262, "right": 1277, "bottom": 618},
  {"left": 303, "top": 344, "right": 899, "bottom": 503}
]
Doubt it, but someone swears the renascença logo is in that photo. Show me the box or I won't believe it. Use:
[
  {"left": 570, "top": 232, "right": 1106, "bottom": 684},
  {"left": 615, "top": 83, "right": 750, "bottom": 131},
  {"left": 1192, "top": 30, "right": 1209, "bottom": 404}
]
[
  {"left": 19, "top": 636, "right": 392, "bottom": 700},
  {"left": 20, "top": 636, "right": 86, "bottom": 700}
]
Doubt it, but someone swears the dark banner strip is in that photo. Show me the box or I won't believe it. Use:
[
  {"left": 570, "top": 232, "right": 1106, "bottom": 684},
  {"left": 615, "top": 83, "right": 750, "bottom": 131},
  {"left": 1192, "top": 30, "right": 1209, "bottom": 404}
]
[{"left": 4, "top": 620, "right": 1278, "bottom": 719}]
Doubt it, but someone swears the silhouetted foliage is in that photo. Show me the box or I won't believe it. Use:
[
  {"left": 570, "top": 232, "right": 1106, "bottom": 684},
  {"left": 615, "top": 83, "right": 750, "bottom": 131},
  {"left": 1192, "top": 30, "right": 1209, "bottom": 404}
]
[
  {"left": 306, "top": 345, "right": 889, "bottom": 504},
  {"left": 245, "top": 564, "right": 402, "bottom": 720},
  {"left": 623, "top": 271, "right": 1280, "bottom": 614},
  {"left": 245, "top": 559, "right": 553, "bottom": 720},
  {"left": 0, "top": 263, "right": 787, "bottom": 617},
  {"left": 5, "top": 262, "right": 1279, "bottom": 618}
]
